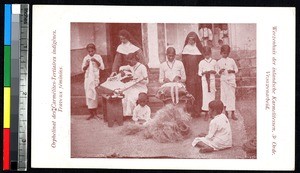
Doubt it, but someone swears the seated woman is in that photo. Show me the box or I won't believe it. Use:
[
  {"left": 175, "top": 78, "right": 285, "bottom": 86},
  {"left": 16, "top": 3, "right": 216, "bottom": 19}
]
[
  {"left": 159, "top": 47, "right": 186, "bottom": 84},
  {"left": 110, "top": 29, "right": 148, "bottom": 77},
  {"left": 157, "top": 47, "right": 193, "bottom": 105},
  {"left": 119, "top": 53, "right": 148, "bottom": 118}
]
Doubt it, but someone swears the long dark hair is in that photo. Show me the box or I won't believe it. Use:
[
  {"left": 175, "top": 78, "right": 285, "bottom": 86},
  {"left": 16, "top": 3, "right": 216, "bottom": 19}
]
[
  {"left": 119, "top": 29, "right": 142, "bottom": 49},
  {"left": 183, "top": 32, "right": 203, "bottom": 54}
]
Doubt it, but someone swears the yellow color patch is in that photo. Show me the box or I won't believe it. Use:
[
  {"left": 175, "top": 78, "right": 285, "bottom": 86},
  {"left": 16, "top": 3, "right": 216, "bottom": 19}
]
[{"left": 4, "top": 87, "right": 10, "bottom": 128}]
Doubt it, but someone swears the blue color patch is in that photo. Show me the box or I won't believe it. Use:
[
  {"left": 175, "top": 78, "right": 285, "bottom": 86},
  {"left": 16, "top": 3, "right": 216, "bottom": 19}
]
[{"left": 4, "top": 4, "right": 12, "bottom": 45}]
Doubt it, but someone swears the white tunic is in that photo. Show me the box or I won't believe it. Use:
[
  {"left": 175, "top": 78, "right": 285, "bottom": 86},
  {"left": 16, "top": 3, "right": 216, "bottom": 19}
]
[
  {"left": 216, "top": 57, "right": 238, "bottom": 111},
  {"left": 81, "top": 54, "right": 104, "bottom": 109},
  {"left": 192, "top": 113, "right": 232, "bottom": 150},
  {"left": 121, "top": 62, "right": 148, "bottom": 116},
  {"left": 219, "top": 29, "right": 229, "bottom": 45},
  {"left": 198, "top": 58, "right": 217, "bottom": 111},
  {"left": 132, "top": 105, "right": 151, "bottom": 122},
  {"left": 198, "top": 28, "right": 213, "bottom": 40},
  {"left": 159, "top": 60, "right": 186, "bottom": 83},
  {"left": 199, "top": 28, "right": 213, "bottom": 46}
]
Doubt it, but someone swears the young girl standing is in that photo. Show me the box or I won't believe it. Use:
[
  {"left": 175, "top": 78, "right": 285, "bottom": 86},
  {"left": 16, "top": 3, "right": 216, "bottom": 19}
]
[
  {"left": 198, "top": 46, "right": 217, "bottom": 121},
  {"left": 198, "top": 24, "right": 213, "bottom": 47},
  {"left": 82, "top": 43, "right": 105, "bottom": 120},
  {"left": 216, "top": 45, "right": 238, "bottom": 120}
]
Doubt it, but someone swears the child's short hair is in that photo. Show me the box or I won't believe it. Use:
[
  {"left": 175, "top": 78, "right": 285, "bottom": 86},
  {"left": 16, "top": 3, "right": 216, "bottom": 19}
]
[
  {"left": 220, "top": 45, "right": 230, "bottom": 54},
  {"left": 86, "top": 43, "right": 96, "bottom": 50},
  {"left": 137, "top": 92, "right": 148, "bottom": 104},
  {"left": 209, "top": 100, "right": 224, "bottom": 114},
  {"left": 166, "top": 47, "right": 176, "bottom": 55},
  {"left": 126, "top": 52, "right": 139, "bottom": 61},
  {"left": 203, "top": 46, "right": 212, "bottom": 56}
]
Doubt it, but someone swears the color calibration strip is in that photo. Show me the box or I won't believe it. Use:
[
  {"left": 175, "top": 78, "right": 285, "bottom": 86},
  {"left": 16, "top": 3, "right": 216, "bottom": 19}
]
[{"left": 3, "top": 4, "right": 12, "bottom": 171}]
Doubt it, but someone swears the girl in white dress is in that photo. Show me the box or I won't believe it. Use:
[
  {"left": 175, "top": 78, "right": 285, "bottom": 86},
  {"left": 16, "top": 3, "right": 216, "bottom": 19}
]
[
  {"left": 198, "top": 46, "right": 217, "bottom": 121},
  {"left": 81, "top": 43, "right": 105, "bottom": 120},
  {"left": 216, "top": 45, "right": 238, "bottom": 120}
]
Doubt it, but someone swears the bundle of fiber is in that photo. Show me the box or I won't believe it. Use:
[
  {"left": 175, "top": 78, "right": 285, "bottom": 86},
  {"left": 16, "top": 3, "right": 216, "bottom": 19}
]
[
  {"left": 120, "top": 123, "right": 145, "bottom": 136},
  {"left": 144, "top": 104, "right": 192, "bottom": 143}
]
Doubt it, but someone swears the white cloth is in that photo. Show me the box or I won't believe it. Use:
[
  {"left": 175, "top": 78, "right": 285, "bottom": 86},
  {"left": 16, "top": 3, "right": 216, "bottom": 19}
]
[
  {"left": 198, "top": 58, "right": 217, "bottom": 111},
  {"left": 219, "top": 30, "right": 229, "bottom": 45},
  {"left": 132, "top": 105, "right": 151, "bottom": 122},
  {"left": 182, "top": 44, "right": 202, "bottom": 55},
  {"left": 199, "top": 28, "right": 213, "bottom": 46},
  {"left": 199, "top": 28, "right": 213, "bottom": 40},
  {"left": 220, "top": 29, "right": 229, "bottom": 39},
  {"left": 159, "top": 82, "right": 186, "bottom": 104},
  {"left": 159, "top": 60, "right": 186, "bottom": 83},
  {"left": 121, "top": 62, "right": 148, "bottom": 116},
  {"left": 116, "top": 41, "right": 140, "bottom": 55},
  {"left": 192, "top": 113, "right": 232, "bottom": 150},
  {"left": 82, "top": 54, "right": 104, "bottom": 109},
  {"left": 216, "top": 57, "right": 238, "bottom": 111}
]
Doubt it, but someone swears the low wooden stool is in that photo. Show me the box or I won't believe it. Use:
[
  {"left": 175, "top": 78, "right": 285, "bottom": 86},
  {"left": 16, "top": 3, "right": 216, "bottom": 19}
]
[{"left": 101, "top": 94, "right": 124, "bottom": 127}]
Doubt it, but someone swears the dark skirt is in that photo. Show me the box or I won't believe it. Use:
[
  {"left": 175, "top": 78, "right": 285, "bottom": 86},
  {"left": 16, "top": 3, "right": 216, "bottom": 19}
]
[{"left": 182, "top": 54, "right": 204, "bottom": 116}]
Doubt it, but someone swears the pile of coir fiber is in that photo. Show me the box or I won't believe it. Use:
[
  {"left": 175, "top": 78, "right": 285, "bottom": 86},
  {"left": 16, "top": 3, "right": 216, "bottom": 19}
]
[{"left": 122, "top": 104, "right": 192, "bottom": 143}]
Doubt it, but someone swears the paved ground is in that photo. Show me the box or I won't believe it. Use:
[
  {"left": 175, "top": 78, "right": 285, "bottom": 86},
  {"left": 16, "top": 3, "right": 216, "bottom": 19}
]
[{"left": 71, "top": 104, "right": 252, "bottom": 159}]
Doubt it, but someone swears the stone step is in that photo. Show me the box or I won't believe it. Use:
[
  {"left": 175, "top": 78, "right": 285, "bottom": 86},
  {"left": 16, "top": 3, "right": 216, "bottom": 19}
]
[
  {"left": 236, "top": 86, "right": 256, "bottom": 100},
  {"left": 147, "top": 82, "right": 161, "bottom": 95},
  {"left": 236, "top": 77, "right": 256, "bottom": 86},
  {"left": 236, "top": 58, "right": 256, "bottom": 68},
  {"left": 236, "top": 67, "right": 256, "bottom": 77}
]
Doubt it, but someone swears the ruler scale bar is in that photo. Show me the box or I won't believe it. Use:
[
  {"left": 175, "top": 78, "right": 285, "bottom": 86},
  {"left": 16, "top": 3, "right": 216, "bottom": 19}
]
[{"left": 17, "top": 4, "right": 29, "bottom": 171}]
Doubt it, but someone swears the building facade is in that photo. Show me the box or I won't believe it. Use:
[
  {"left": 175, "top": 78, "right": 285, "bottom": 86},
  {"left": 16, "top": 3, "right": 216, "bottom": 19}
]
[{"left": 71, "top": 23, "right": 256, "bottom": 75}]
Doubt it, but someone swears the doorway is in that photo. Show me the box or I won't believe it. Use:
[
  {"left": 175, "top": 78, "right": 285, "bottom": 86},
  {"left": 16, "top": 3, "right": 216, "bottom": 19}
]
[{"left": 106, "top": 23, "right": 142, "bottom": 67}]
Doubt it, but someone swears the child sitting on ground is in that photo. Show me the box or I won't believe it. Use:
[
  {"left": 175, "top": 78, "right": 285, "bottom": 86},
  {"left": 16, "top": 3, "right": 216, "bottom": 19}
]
[
  {"left": 192, "top": 100, "right": 232, "bottom": 153},
  {"left": 132, "top": 92, "right": 151, "bottom": 125}
]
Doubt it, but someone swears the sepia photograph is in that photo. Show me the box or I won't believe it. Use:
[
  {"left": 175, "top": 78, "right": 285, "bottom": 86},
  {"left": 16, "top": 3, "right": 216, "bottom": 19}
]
[
  {"left": 70, "top": 23, "right": 257, "bottom": 159},
  {"left": 31, "top": 6, "right": 294, "bottom": 170}
]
